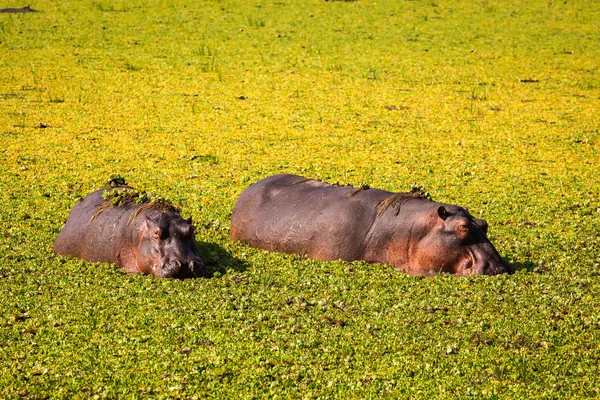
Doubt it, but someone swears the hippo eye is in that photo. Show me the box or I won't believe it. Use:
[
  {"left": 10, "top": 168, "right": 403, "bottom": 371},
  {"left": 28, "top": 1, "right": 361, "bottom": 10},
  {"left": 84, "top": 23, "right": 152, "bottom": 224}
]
[
  {"left": 456, "top": 222, "right": 470, "bottom": 239},
  {"left": 186, "top": 225, "right": 195, "bottom": 237},
  {"left": 178, "top": 225, "right": 194, "bottom": 239},
  {"left": 151, "top": 227, "right": 162, "bottom": 241}
]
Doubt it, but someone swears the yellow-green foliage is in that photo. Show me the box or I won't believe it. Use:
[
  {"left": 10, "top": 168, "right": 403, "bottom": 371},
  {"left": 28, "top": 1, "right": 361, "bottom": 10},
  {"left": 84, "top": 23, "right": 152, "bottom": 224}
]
[{"left": 1, "top": 0, "right": 599, "bottom": 398}]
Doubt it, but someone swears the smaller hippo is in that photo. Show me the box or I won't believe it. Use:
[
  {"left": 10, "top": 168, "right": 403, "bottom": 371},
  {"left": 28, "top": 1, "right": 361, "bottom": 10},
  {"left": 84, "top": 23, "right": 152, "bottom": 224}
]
[
  {"left": 54, "top": 184, "right": 204, "bottom": 279},
  {"left": 230, "top": 174, "right": 513, "bottom": 276}
]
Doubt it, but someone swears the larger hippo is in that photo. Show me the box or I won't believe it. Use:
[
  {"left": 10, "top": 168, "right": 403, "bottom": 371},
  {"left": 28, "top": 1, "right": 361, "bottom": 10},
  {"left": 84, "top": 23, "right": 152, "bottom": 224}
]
[
  {"left": 54, "top": 184, "right": 204, "bottom": 279},
  {"left": 230, "top": 174, "right": 513, "bottom": 276}
]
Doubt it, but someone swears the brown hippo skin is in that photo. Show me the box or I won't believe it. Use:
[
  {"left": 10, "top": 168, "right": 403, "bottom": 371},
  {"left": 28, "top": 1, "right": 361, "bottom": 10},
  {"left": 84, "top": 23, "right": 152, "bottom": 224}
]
[
  {"left": 230, "top": 174, "right": 513, "bottom": 276},
  {"left": 54, "top": 189, "right": 204, "bottom": 278}
]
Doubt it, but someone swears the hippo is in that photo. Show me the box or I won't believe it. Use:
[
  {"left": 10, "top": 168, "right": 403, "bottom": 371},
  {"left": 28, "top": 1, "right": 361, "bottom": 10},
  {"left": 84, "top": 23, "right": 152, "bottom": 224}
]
[
  {"left": 230, "top": 174, "right": 513, "bottom": 276},
  {"left": 54, "top": 184, "right": 204, "bottom": 279}
]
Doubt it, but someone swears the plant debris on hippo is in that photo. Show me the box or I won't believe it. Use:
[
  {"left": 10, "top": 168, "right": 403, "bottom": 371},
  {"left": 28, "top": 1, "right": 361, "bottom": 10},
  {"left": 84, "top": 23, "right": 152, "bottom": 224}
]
[
  {"left": 230, "top": 174, "right": 513, "bottom": 276},
  {"left": 54, "top": 178, "right": 204, "bottom": 279}
]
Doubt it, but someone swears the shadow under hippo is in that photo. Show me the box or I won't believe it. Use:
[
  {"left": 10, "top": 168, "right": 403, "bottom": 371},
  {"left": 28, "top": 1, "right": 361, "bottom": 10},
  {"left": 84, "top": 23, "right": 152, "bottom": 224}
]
[
  {"left": 197, "top": 241, "right": 249, "bottom": 277},
  {"left": 230, "top": 174, "right": 514, "bottom": 276}
]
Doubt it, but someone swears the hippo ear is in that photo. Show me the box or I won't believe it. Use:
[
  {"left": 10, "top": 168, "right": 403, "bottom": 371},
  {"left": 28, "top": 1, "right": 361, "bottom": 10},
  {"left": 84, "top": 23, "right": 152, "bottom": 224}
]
[
  {"left": 141, "top": 218, "right": 162, "bottom": 241},
  {"left": 184, "top": 223, "right": 195, "bottom": 238},
  {"left": 186, "top": 216, "right": 193, "bottom": 225},
  {"left": 474, "top": 218, "right": 488, "bottom": 235},
  {"left": 437, "top": 206, "right": 449, "bottom": 221},
  {"left": 456, "top": 221, "right": 470, "bottom": 238},
  {"left": 139, "top": 219, "right": 150, "bottom": 236},
  {"left": 138, "top": 219, "right": 159, "bottom": 242}
]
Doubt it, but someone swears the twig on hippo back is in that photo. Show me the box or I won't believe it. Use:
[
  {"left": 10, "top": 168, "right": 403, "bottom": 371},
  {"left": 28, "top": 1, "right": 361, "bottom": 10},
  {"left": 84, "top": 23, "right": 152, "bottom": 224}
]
[
  {"left": 293, "top": 177, "right": 363, "bottom": 193},
  {"left": 331, "top": 181, "right": 354, "bottom": 188},
  {"left": 89, "top": 187, "right": 180, "bottom": 223},
  {"left": 345, "top": 183, "right": 371, "bottom": 197},
  {"left": 292, "top": 177, "right": 313, "bottom": 185},
  {"left": 377, "top": 191, "right": 431, "bottom": 217}
]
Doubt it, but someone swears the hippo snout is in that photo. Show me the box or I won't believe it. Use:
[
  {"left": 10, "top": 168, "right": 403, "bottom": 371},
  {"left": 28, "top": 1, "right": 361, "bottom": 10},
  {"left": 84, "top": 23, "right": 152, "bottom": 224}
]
[
  {"left": 483, "top": 257, "right": 514, "bottom": 276},
  {"left": 466, "top": 242, "right": 513, "bottom": 276},
  {"left": 159, "top": 257, "right": 205, "bottom": 278}
]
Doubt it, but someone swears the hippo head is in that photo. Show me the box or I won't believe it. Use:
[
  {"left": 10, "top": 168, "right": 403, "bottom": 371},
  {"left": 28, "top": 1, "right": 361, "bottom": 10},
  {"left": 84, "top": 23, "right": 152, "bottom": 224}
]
[
  {"left": 135, "top": 212, "right": 205, "bottom": 278},
  {"left": 410, "top": 205, "right": 513, "bottom": 276}
]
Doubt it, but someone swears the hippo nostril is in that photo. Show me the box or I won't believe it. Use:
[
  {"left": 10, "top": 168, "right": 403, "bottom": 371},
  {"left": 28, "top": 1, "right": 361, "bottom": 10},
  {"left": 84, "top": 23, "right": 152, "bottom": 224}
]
[
  {"left": 481, "top": 259, "right": 490, "bottom": 271},
  {"left": 158, "top": 259, "right": 184, "bottom": 276},
  {"left": 188, "top": 259, "right": 205, "bottom": 276},
  {"left": 483, "top": 259, "right": 511, "bottom": 276},
  {"left": 189, "top": 259, "right": 201, "bottom": 272}
]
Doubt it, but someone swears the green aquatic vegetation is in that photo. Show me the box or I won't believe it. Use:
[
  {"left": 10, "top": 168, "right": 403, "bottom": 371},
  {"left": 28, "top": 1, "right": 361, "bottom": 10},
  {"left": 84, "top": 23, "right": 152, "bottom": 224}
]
[
  {"left": 105, "top": 174, "right": 126, "bottom": 188},
  {"left": 91, "top": 185, "right": 181, "bottom": 223},
  {"left": 409, "top": 184, "right": 432, "bottom": 201},
  {"left": 1, "top": 0, "right": 600, "bottom": 398}
]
